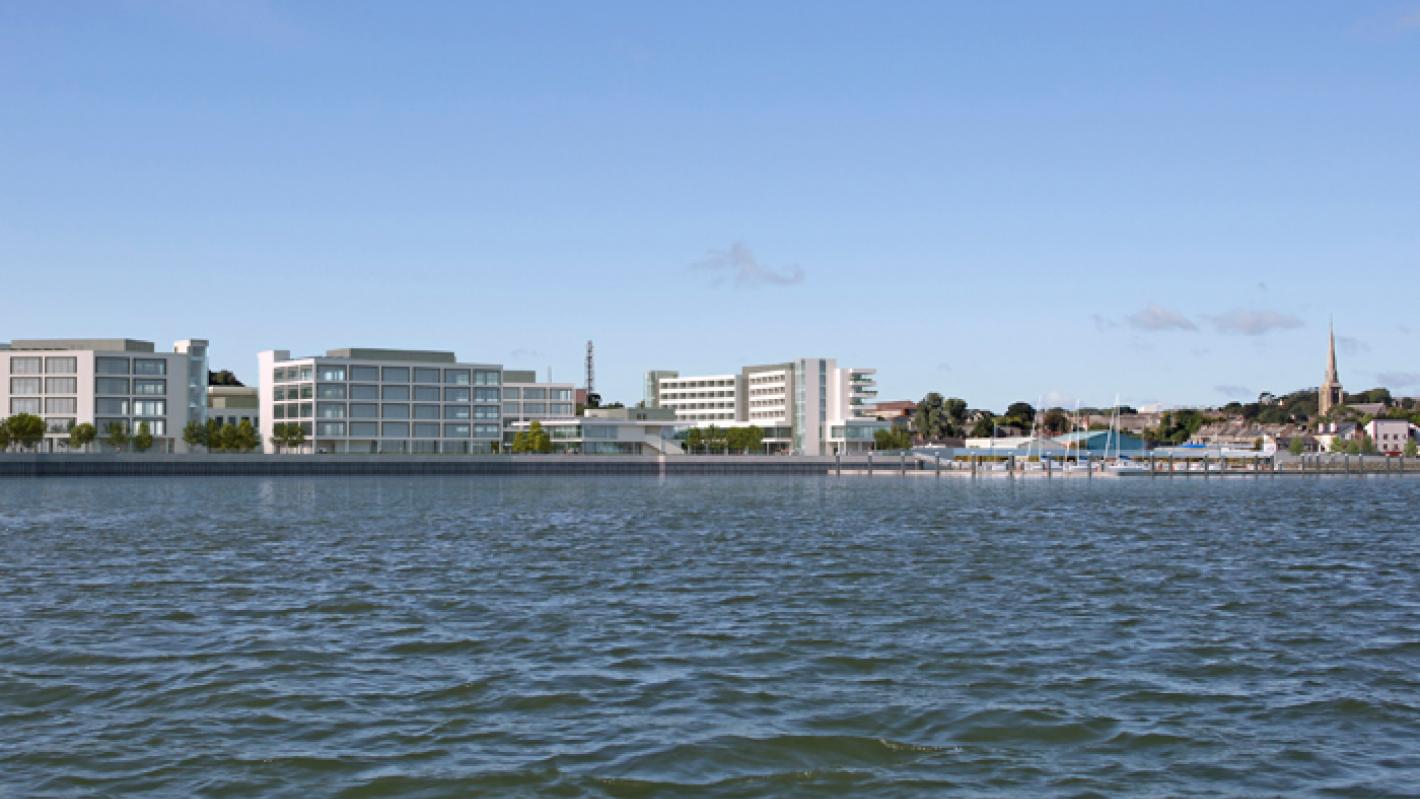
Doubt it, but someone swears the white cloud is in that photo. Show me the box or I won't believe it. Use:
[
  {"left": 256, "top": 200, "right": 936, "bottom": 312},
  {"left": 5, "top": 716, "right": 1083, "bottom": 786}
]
[
  {"left": 1207, "top": 309, "right": 1304, "bottom": 336},
  {"left": 691, "top": 242, "right": 805, "bottom": 288},
  {"left": 1126, "top": 304, "right": 1197, "bottom": 332}
]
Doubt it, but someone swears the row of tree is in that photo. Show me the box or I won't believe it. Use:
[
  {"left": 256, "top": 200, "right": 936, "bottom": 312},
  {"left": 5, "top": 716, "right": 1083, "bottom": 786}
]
[
  {"left": 181, "top": 419, "right": 261, "bottom": 452},
  {"left": 511, "top": 420, "right": 552, "bottom": 453},
  {"left": 685, "top": 425, "right": 764, "bottom": 454},
  {"left": 0, "top": 414, "right": 160, "bottom": 452}
]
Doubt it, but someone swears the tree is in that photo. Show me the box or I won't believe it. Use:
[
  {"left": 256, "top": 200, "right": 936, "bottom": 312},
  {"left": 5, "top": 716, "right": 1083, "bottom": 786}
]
[
  {"left": 969, "top": 412, "right": 996, "bottom": 439},
  {"left": 511, "top": 421, "right": 551, "bottom": 454},
  {"left": 686, "top": 427, "right": 704, "bottom": 453},
  {"left": 874, "top": 427, "right": 912, "bottom": 451},
  {"left": 182, "top": 420, "right": 209, "bottom": 452},
  {"left": 69, "top": 422, "right": 97, "bottom": 452},
  {"left": 1004, "top": 402, "right": 1036, "bottom": 428},
  {"left": 208, "top": 369, "right": 245, "bottom": 387},
  {"left": 219, "top": 422, "right": 240, "bottom": 452},
  {"left": 0, "top": 419, "right": 10, "bottom": 451},
  {"left": 6, "top": 413, "right": 45, "bottom": 451},
  {"left": 206, "top": 418, "right": 224, "bottom": 450},
  {"left": 1288, "top": 436, "right": 1305, "bottom": 456},
  {"left": 287, "top": 424, "right": 306, "bottom": 452},
  {"left": 235, "top": 420, "right": 259, "bottom": 452},
  {"left": 1406, "top": 438, "right": 1418, "bottom": 458},
  {"left": 270, "top": 423, "right": 300, "bottom": 452},
  {"left": 703, "top": 424, "right": 728, "bottom": 454},
  {"left": 132, "top": 421, "right": 154, "bottom": 453},
  {"left": 1040, "top": 408, "right": 1072, "bottom": 436},
  {"left": 944, "top": 398, "right": 969, "bottom": 430},
  {"left": 1357, "top": 432, "right": 1376, "bottom": 455},
  {"left": 104, "top": 422, "right": 129, "bottom": 452},
  {"left": 1330, "top": 436, "right": 1346, "bottom": 453},
  {"left": 913, "top": 393, "right": 952, "bottom": 442},
  {"left": 742, "top": 425, "right": 763, "bottom": 453}
]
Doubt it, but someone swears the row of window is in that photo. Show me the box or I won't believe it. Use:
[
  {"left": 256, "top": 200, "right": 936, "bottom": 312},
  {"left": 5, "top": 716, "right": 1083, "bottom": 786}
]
[
  {"left": 273, "top": 365, "right": 501, "bottom": 386},
  {"left": 504, "top": 402, "right": 575, "bottom": 416},
  {"left": 94, "top": 418, "right": 168, "bottom": 435},
  {"left": 310, "top": 421, "right": 499, "bottom": 438},
  {"left": 273, "top": 384, "right": 502, "bottom": 403},
  {"left": 10, "top": 377, "right": 165, "bottom": 396},
  {"left": 8, "top": 397, "right": 166, "bottom": 416},
  {"left": 96, "top": 357, "right": 168, "bottom": 376},
  {"left": 504, "top": 387, "right": 573, "bottom": 401},
  {"left": 273, "top": 402, "right": 503, "bottom": 421},
  {"left": 7, "top": 356, "right": 78, "bottom": 374}
]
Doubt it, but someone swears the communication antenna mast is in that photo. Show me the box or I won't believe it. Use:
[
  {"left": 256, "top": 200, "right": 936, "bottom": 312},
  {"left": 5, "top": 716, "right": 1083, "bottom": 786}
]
[{"left": 585, "top": 340, "right": 601, "bottom": 408}]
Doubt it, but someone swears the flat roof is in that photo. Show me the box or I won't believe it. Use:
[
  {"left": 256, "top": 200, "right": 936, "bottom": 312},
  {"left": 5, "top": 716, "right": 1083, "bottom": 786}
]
[
  {"left": 324, "top": 348, "right": 458, "bottom": 363},
  {"left": 7, "top": 338, "right": 156, "bottom": 352}
]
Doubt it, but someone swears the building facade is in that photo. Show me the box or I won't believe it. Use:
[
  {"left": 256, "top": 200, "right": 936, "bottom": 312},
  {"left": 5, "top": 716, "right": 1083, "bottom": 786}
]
[
  {"left": 1364, "top": 418, "right": 1414, "bottom": 455},
  {"left": 1, "top": 337, "right": 208, "bottom": 452},
  {"left": 208, "top": 385, "right": 259, "bottom": 430},
  {"left": 509, "top": 406, "right": 685, "bottom": 455},
  {"left": 499, "top": 369, "right": 577, "bottom": 451}
]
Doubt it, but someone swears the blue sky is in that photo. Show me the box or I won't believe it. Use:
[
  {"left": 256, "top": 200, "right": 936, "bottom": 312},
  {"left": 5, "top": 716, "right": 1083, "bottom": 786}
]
[{"left": 3, "top": 1, "right": 1417, "bottom": 410}]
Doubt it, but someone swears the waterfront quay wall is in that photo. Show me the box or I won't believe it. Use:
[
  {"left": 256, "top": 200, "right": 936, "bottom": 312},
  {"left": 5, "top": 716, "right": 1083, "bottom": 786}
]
[{"left": 0, "top": 453, "right": 882, "bottom": 478}]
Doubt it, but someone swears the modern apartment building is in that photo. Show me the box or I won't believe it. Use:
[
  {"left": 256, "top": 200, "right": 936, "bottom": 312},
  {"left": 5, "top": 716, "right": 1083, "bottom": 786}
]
[
  {"left": 259, "top": 348, "right": 504, "bottom": 454},
  {"left": 208, "top": 385, "right": 259, "bottom": 429},
  {"left": 509, "top": 406, "right": 685, "bottom": 455},
  {"left": 1, "top": 337, "right": 208, "bottom": 452},
  {"left": 500, "top": 369, "right": 576, "bottom": 450},
  {"left": 644, "top": 358, "right": 887, "bottom": 455}
]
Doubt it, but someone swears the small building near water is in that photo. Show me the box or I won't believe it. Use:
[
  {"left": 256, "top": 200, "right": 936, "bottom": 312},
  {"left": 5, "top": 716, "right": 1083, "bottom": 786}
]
[{"left": 1053, "top": 430, "right": 1147, "bottom": 453}]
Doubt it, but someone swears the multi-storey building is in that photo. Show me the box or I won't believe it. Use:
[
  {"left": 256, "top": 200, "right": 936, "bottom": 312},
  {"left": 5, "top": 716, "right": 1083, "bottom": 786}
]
[
  {"left": 644, "top": 358, "right": 886, "bottom": 455},
  {"left": 499, "top": 369, "right": 576, "bottom": 450},
  {"left": 258, "top": 348, "right": 504, "bottom": 454},
  {"left": 0, "top": 337, "right": 208, "bottom": 452},
  {"left": 208, "top": 385, "right": 259, "bottom": 430}
]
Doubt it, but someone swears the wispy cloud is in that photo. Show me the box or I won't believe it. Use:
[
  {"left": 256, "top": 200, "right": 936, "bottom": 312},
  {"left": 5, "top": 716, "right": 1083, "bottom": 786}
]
[
  {"left": 1336, "top": 335, "right": 1368, "bottom": 355},
  {"left": 1215, "top": 384, "right": 1252, "bottom": 398},
  {"left": 1126, "top": 304, "right": 1197, "bottom": 332},
  {"left": 1207, "top": 309, "right": 1304, "bottom": 336},
  {"left": 691, "top": 242, "right": 805, "bottom": 288},
  {"left": 1377, "top": 371, "right": 1420, "bottom": 388}
]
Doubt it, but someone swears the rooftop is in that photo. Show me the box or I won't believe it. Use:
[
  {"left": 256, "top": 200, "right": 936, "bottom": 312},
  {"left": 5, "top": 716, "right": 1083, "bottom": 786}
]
[
  {"left": 323, "top": 348, "right": 458, "bottom": 363},
  {"left": 7, "top": 338, "right": 156, "bottom": 352}
]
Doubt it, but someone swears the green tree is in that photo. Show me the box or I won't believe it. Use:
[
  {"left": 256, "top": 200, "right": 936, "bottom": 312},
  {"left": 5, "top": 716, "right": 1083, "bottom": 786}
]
[
  {"left": 207, "top": 369, "right": 245, "bottom": 387},
  {"left": 944, "top": 397, "right": 969, "bottom": 430},
  {"left": 287, "top": 424, "right": 306, "bottom": 451},
  {"left": 206, "top": 418, "right": 225, "bottom": 451},
  {"left": 69, "top": 422, "right": 97, "bottom": 452},
  {"left": 742, "top": 425, "right": 763, "bottom": 453},
  {"left": 686, "top": 427, "right": 704, "bottom": 453},
  {"left": 1357, "top": 432, "right": 1376, "bottom": 455},
  {"left": 219, "top": 422, "right": 240, "bottom": 452},
  {"left": 969, "top": 412, "right": 996, "bottom": 439},
  {"left": 1330, "top": 436, "right": 1346, "bottom": 453},
  {"left": 874, "top": 427, "right": 911, "bottom": 451},
  {"left": 1405, "top": 438, "right": 1418, "bottom": 458},
  {"left": 1040, "top": 408, "right": 1072, "bottom": 436},
  {"left": 0, "top": 419, "right": 11, "bottom": 451},
  {"left": 6, "top": 413, "right": 45, "bottom": 451},
  {"left": 526, "top": 420, "right": 551, "bottom": 453},
  {"left": 1004, "top": 402, "right": 1036, "bottom": 428},
  {"left": 182, "top": 420, "right": 209, "bottom": 452},
  {"left": 132, "top": 421, "right": 154, "bottom": 453},
  {"left": 1288, "top": 436, "right": 1305, "bottom": 456},
  {"left": 104, "top": 422, "right": 129, "bottom": 452},
  {"left": 703, "top": 424, "right": 728, "bottom": 454},
  {"left": 235, "top": 420, "right": 259, "bottom": 452},
  {"left": 1344, "top": 438, "right": 1361, "bottom": 455},
  {"left": 270, "top": 423, "right": 292, "bottom": 452},
  {"left": 913, "top": 393, "right": 951, "bottom": 442}
]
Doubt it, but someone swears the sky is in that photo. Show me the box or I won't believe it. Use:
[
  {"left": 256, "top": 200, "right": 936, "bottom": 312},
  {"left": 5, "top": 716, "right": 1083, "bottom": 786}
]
[{"left": 2, "top": 1, "right": 1418, "bottom": 410}]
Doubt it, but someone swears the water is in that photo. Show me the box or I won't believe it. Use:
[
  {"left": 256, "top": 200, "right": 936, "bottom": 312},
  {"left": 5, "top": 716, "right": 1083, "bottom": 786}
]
[{"left": 2, "top": 476, "right": 1418, "bottom": 797}]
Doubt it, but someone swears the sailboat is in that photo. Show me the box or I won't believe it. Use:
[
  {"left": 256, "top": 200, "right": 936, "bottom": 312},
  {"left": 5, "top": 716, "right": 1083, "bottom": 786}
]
[{"left": 1105, "top": 395, "right": 1151, "bottom": 476}]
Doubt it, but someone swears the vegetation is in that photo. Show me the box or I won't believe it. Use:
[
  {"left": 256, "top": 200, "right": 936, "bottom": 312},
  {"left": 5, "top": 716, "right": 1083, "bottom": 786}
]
[
  {"left": 1003, "top": 402, "right": 1036, "bottom": 429},
  {"left": 104, "top": 422, "right": 129, "bottom": 452},
  {"left": 4, "top": 414, "right": 45, "bottom": 451},
  {"left": 69, "top": 422, "right": 97, "bottom": 452},
  {"left": 270, "top": 423, "right": 307, "bottom": 452},
  {"left": 1146, "top": 409, "right": 1207, "bottom": 445},
  {"left": 0, "top": 420, "right": 9, "bottom": 451},
  {"left": 235, "top": 420, "right": 259, "bottom": 452},
  {"left": 511, "top": 420, "right": 552, "bottom": 453},
  {"left": 208, "top": 370, "right": 245, "bottom": 387},
  {"left": 911, "top": 394, "right": 969, "bottom": 441},
  {"left": 132, "top": 421, "right": 154, "bottom": 453},
  {"left": 182, "top": 420, "right": 208, "bottom": 451},
  {"left": 1406, "top": 439, "right": 1418, "bottom": 458},
  {"left": 874, "top": 427, "right": 912, "bottom": 451},
  {"left": 968, "top": 412, "right": 996, "bottom": 439},
  {"left": 1288, "top": 436, "right": 1305, "bottom": 456},
  {"left": 1039, "top": 408, "right": 1072, "bottom": 435}
]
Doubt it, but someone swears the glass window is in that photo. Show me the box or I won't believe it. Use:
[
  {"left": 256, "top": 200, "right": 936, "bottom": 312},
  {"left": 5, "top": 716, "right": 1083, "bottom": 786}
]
[
  {"left": 349, "top": 421, "right": 378, "bottom": 437},
  {"left": 349, "top": 403, "right": 378, "bottom": 418},
  {"left": 133, "top": 399, "right": 166, "bottom": 416},
  {"left": 96, "top": 417, "right": 128, "bottom": 434},
  {"left": 273, "top": 386, "right": 286, "bottom": 401},
  {"left": 444, "top": 423, "right": 471, "bottom": 438},
  {"left": 318, "top": 383, "right": 347, "bottom": 399},
  {"left": 350, "top": 365, "right": 380, "bottom": 381},
  {"left": 44, "top": 377, "right": 77, "bottom": 394},
  {"left": 444, "top": 387, "right": 470, "bottom": 403},
  {"left": 413, "top": 367, "right": 441, "bottom": 383},
  {"left": 317, "top": 421, "right": 346, "bottom": 437},
  {"left": 413, "top": 422, "right": 440, "bottom": 438},
  {"left": 139, "top": 420, "right": 167, "bottom": 436},
  {"left": 318, "top": 366, "right": 346, "bottom": 381},
  {"left": 554, "top": 389, "right": 573, "bottom": 401},
  {"left": 382, "top": 385, "right": 410, "bottom": 401},
  {"left": 524, "top": 388, "right": 547, "bottom": 400},
  {"left": 444, "top": 369, "right": 470, "bottom": 385},
  {"left": 503, "top": 387, "right": 521, "bottom": 400},
  {"left": 133, "top": 359, "right": 167, "bottom": 376},
  {"left": 525, "top": 403, "right": 546, "bottom": 414},
  {"left": 382, "top": 367, "right": 410, "bottom": 383},
  {"left": 95, "top": 377, "right": 129, "bottom": 395},
  {"left": 381, "top": 404, "right": 409, "bottom": 419},
  {"left": 474, "top": 387, "right": 499, "bottom": 402},
  {"left": 413, "top": 386, "right": 440, "bottom": 402},
  {"left": 273, "top": 404, "right": 286, "bottom": 420},
  {"left": 318, "top": 403, "right": 347, "bottom": 419},
  {"left": 381, "top": 422, "right": 410, "bottom": 437},
  {"left": 299, "top": 384, "right": 314, "bottom": 399},
  {"left": 350, "top": 384, "right": 379, "bottom": 400},
  {"left": 297, "top": 366, "right": 313, "bottom": 381},
  {"left": 44, "top": 397, "right": 77, "bottom": 414},
  {"left": 45, "top": 356, "right": 78, "bottom": 374},
  {"left": 97, "top": 398, "right": 130, "bottom": 415},
  {"left": 503, "top": 402, "right": 521, "bottom": 415},
  {"left": 9, "top": 356, "right": 42, "bottom": 374},
  {"left": 473, "top": 424, "right": 499, "bottom": 438},
  {"left": 10, "top": 397, "right": 40, "bottom": 414},
  {"left": 413, "top": 404, "right": 440, "bottom": 420},
  {"left": 274, "top": 367, "right": 290, "bottom": 382},
  {"left": 46, "top": 418, "right": 75, "bottom": 433},
  {"left": 96, "top": 357, "right": 129, "bottom": 375},
  {"left": 551, "top": 403, "right": 574, "bottom": 416},
  {"left": 474, "top": 370, "right": 499, "bottom": 386},
  {"left": 445, "top": 405, "right": 471, "bottom": 420},
  {"left": 133, "top": 379, "right": 166, "bottom": 396},
  {"left": 474, "top": 405, "right": 499, "bottom": 419},
  {"left": 9, "top": 377, "right": 41, "bottom": 395}
]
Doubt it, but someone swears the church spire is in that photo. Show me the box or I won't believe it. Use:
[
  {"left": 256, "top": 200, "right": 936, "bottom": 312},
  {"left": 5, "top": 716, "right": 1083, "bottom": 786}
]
[
  {"left": 1325, "top": 317, "right": 1339, "bottom": 384},
  {"left": 1319, "top": 317, "right": 1343, "bottom": 417}
]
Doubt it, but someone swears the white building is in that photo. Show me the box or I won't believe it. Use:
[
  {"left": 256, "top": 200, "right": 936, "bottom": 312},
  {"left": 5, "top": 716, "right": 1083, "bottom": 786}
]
[
  {"left": 208, "top": 385, "right": 259, "bottom": 430},
  {"left": 1364, "top": 418, "right": 1415, "bottom": 455},
  {"left": 259, "top": 348, "right": 504, "bottom": 454},
  {"left": 499, "top": 369, "right": 576, "bottom": 450},
  {"left": 644, "top": 358, "right": 886, "bottom": 455},
  {"left": 1, "top": 337, "right": 208, "bottom": 452},
  {"left": 509, "top": 406, "right": 686, "bottom": 455}
]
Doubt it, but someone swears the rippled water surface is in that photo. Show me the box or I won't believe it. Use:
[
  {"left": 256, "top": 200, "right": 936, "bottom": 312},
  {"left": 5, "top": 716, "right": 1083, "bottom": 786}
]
[{"left": 3, "top": 476, "right": 1419, "bottom": 797}]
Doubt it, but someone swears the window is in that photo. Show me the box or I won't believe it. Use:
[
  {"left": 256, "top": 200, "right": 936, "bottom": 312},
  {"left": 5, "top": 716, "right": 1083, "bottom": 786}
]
[
  {"left": 413, "top": 404, "right": 440, "bottom": 420},
  {"left": 297, "top": 366, "right": 313, "bottom": 381},
  {"left": 382, "top": 367, "right": 410, "bottom": 383},
  {"left": 45, "top": 397, "right": 77, "bottom": 414},
  {"left": 96, "top": 377, "right": 128, "bottom": 395},
  {"left": 350, "top": 365, "right": 380, "bottom": 381},
  {"left": 10, "top": 398, "right": 40, "bottom": 414},
  {"left": 474, "top": 424, "right": 499, "bottom": 437},
  {"left": 474, "top": 370, "right": 499, "bottom": 386},
  {"left": 444, "top": 369, "right": 470, "bottom": 385},
  {"left": 381, "top": 422, "right": 409, "bottom": 437},
  {"left": 318, "top": 383, "right": 347, "bottom": 399},
  {"left": 96, "top": 357, "right": 129, "bottom": 375},
  {"left": 524, "top": 388, "right": 547, "bottom": 400},
  {"left": 97, "top": 398, "right": 130, "bottom": 415},
  {"left": 504, "top": 387, "right": 522, "bottom": 399},
  {"left": 503, "top": 402, "right": 521, "bottom": 414},
  {"left": 349, "top": 422, "right": 378, "bottom": 437},
  {"left": 133, "top": 359, "right": 167, "bottom": 376},
  {"left": 413, "top": 386, "right": 441, "bottom": 402},
  {"left": 551, "top": 403, "right": 574, "bottom": 416},
  {"left": 413, "top": 422, "right": 440, "bottom": 438},
  {"left": 382, "top": 404, "right": 410, "bottom": 419},
  {"left": 293, "top": 403, "right": 312, "bottom": 418},
  {"left": 474, "top": 387, "right": 499, "bottom": 402},
  {"left": 96, "top": 418, "right": 128, "bottom": 434},
  {"left": 350, "top": 384, "right": 379, "bottom": 400},
  {"left": 525, "top": 403, "right": 546, "bottom": 414},
  {"left": 349, "top": 403, "right": 378, "bottom": 418},
  {"left": 445, "top": 405, "right": 471, "bottom": 420},
  {"left": 316, "top": 421, "right": 346, "bottom": 437},
  {"left": 132, "top": 379, "right": 165, "bottom": 396},
  {"left": 382, "top": 385, "right": 410, "bottom": 401},
  {"left": 135, "top": 420, "right": 167, "bottom": 436},
  {"left": 444, "top": 423, "right": 471, "bottom": 438},
  {"left": 414, "top": 367, "right": 441, "bottom": 383},
  {"left": 45, "top": 356, "right": 77, "bottom": 374},
  {"left": 299, "top": 384, "right": 314, "bottom": 400},
  {"left": 9, "top": 356, "right": 42, "bottom": 374},
  {"left": 317, "top": 403, "right": 347, "bottom": 419},
  {"left": 474, "top": 405, "right": 498, "bottom": 419},
  {"left": 132, "top": 399, "right": 166, "bottom": 416},
  {"left": 444, "top": 387, "right": 470, "bottom": 403},
  {"left": 273, "top": 405, "right": 286, "bottom": 420},
  {"left": 41, "top": 377, "right": 76, "bottom": 394},
  {"left": 10, "top": 377, "right": 40, "bottom": 395},
  {"left": 318, "top": 366, "right": 346, "bottom": 381},
  {"left": 46, "top": 418, "right": 74, "bottom": 433},
  {"left": 554, "top": 389, "right": 573, "bottom": 401}
]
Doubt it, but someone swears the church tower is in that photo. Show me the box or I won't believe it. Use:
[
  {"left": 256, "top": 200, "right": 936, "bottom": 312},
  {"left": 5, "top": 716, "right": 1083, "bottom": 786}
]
[{"left": 1319, "top": 320, "right": 1344, "bottom": 417}]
